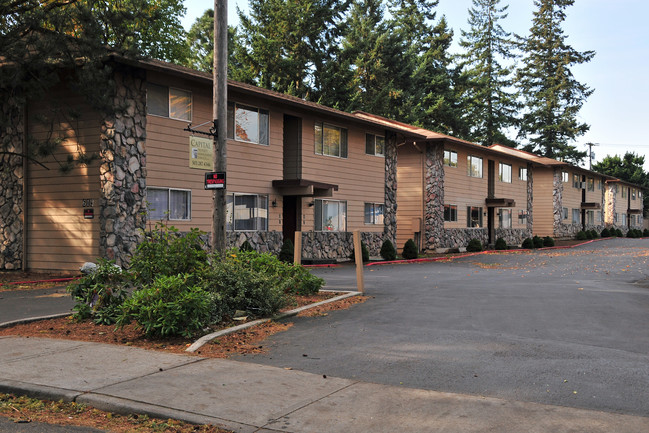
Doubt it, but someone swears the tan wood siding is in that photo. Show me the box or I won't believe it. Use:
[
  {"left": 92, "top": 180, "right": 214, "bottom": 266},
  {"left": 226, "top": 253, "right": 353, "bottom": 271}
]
[
  {"left": 493, "top": 157, "right": 529, "bottom": 229},
  {"left": 532, "top": 169, "right": 555, "bottom": 237},
  {"left": 396, "top": 145, "right": 423, "bottom": 250},
  {"left": 444, "top": 146, "right": 488, "bottom": 228},
  {"left": 26, "top": 91, "right": 101, "bottom": 271}
]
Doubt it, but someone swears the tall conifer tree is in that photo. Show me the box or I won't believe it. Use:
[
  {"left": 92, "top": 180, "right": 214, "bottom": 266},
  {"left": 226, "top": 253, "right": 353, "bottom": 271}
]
[
  {"left": 457, "top": 0, "right": 519, "bottom": 147},
  {"left": 516, "top": 0, "right": 594, "bottom": 163}
]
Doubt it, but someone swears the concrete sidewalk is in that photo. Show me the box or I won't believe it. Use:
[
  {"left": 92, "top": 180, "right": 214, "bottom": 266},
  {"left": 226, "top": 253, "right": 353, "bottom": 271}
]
[{"left": 0, "top": 337, "right": 646, "bottom": 433}]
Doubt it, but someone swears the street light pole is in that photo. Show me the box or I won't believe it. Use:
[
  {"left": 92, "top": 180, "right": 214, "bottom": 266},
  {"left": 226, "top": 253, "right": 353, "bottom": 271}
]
[{"left": 212, "top": 0, "right": 228, "bottom": 253}]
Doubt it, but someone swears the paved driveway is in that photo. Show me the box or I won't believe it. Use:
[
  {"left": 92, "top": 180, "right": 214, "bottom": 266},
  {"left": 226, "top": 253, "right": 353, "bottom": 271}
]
[{"left": 235, "top": 238, "right": 649, "bottom": 417}]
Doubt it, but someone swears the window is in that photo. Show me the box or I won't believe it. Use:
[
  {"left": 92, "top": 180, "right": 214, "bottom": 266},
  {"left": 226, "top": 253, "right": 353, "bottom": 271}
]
[
  {"left": 622, "top": 187, "right": 627, "bottom": 198},
  {"left": 630, "top": 215, "right": 636, "bottom": 226},
  {"left": 147, "top": 187, "right": 191, "bottom": 220},
  {"left": 315, "top": 122, "right": 348, "bottom": 158},
  {"left": 615, "top": 213, "right": 619, "bottom": 223},
  {"left": 467, "top": 155, "right": 483, "bottom": 178},
  {"left": 227, "top": 103, "right": 269, "bottom": 145},
  {"left": 518, "top": 210, "right": 528, "bottom": 224},
  {"left": 621, "top": 213, "right": 627, "bottom": 226},
  {"left": 444, "top": 204, "right": 457, "bottom": 222},
  {"left": 562, "top": 171, "right": 569, "bottom": 183},
  {"left": 147, "top": 84, "right": 192, "bottom": 121},
  {"left": 596, "top": 179, "right": 601, "bottom": 190},
  {"left": 364, "top": 203, "right": 384, "bottom": 224},
  {"left": 587, "top": 177, "right": 594, "bottom": 191},
  {"left": 315, "top": 199, "right": 347, "bottom": 231},
  {"left": 597, "top": 211, "right": 602, "bottom": 223},
  {"left": 226, "top": 194, "right": 268, "bottom": 231},
  {"left": 499, "top": 163, "right": 512, "bottom": 183},
  {"left": 499, "top": 208, "right": 512, "bottom": 228},
  {"left": 365, "top": 134, "right": 385, "bottom": 156},
  {"left": 563, "top": 207, "right": 569, "bottom": 221},
  {"left": 443, "top": 150, "right": 458, "bottom": 167},
  {"left": 572, "top": 209, "right": 580, "bottom": 224},
  {"left": 573, "top": 174, "right": 580, "bottom": 189},
  {"left": 586, "top": 210, "right": 594, "bottom": 225},
  {"left": 519, "top": 167, "right": 528, "bottom": 181},
  {"left": 467, "top": 206, "right": 483, "bottom": 228},
  {"left": 632, "top": 188, "right": 636, "bottom": 200}
]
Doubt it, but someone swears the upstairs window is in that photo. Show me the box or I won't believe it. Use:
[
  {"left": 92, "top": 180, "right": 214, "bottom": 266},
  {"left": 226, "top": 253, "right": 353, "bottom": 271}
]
[
  {"left": 147, "top": 84, "right": 192, "bottom": 121},
  {"left": 499, "top": 163, "right": 512, "bottom": 183},
  {"left": 519, "top": 167, "right": 528, "bottom": 181},
  {"left": 315, "top": 122, "right": 348, "bottom": 158},
  {"left": 467, "top": 155, "right": 483, "bottom": 178},
  {"left": 632, "top": 188, "right": 636, "bottom": 200},
  {"left": 562, "top": 171, "right": 569, "bottom": 183},
  {"left": 587, "top": 178, "right": 594, "bottom": 191},
  {"left": 622, "top": 187, "right": 627, "bottom": 198},
  {"left": 227, "top": 103, "right": 269, "bottom": 145},
  {"left": 365, "top": 134, "right": 385, "bottom": 156},
  {"left": 573, "top": 174, "right": 580, "bottom": 189},
  {"left": 444, "top": 150, "right": 458, "bottom": 167}
]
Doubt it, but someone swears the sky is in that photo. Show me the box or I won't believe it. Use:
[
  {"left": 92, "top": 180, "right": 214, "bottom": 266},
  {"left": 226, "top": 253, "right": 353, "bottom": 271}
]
[{"left": 180, "top": 0, "right": 649, "bottom": 170}]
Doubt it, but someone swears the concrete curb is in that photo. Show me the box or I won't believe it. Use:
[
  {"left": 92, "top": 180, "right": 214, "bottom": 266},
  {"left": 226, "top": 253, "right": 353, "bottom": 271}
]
[
  {"left": 0, "top": 312, "right": 72, "bottom": 329},
  {"left": 0, "top": 378, "right": 82, "bottom": 403},
  {"left": 186, "top": 291, "right": 362, "bottom": 353}
]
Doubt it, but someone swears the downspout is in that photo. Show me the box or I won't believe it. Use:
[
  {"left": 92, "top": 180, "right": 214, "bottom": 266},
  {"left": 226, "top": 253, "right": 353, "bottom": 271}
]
[{"left": 22, "top": 104, "right": 28, "bottom": 270}]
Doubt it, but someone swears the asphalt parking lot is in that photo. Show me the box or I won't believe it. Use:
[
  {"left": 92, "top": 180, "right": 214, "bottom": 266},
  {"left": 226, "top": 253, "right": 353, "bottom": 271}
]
[{"left": 235, "top": 238, "right": 649, "bottom": 417}]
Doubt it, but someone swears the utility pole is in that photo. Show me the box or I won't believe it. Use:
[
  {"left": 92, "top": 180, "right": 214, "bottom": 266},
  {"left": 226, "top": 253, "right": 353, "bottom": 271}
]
[
  {"left": 586, "top": 142, "right": 598, "bottom": 170},
  {"left": 212, "top": 0, "right": 228, "bottom": 253}
]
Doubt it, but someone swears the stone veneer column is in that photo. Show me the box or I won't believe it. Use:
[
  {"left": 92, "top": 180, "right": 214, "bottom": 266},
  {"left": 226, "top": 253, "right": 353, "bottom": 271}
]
[
  {"left": 0, "top": 101, "right": 24, "bottom": 270},
  {"left": 424, "top": 143, "right": 444, "bottom": 250},
  {"left": 552, "top": 167, "right": 563, "bottom": 236},
  {"left": 99, "top": 68, "right": 147, "bottom": 268},
  {"left": 605, "top": 183, "right": 616, "bottom": 226},
  {"left": 383, "top": 132, "right": 398, "bottom": 246},
  {"left": 526, "top": 163, "right": 533, "bottom": 232}
]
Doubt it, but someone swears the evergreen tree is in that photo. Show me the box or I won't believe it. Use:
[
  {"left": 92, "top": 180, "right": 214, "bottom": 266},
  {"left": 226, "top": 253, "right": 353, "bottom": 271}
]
[
  {"left": 457, "top": 0, "right": 519, "bottom": 147},
  {"left": 236, "top": 0, "right": 348, "bottom": 99},
  {"left": 516, "top": 0, "right": 594, "bottom": 163}
]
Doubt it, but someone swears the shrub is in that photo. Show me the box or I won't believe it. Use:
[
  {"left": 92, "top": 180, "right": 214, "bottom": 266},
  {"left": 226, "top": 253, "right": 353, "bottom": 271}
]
[
  {"left": 543, "top": 236, "right": 555, "bottom": 247},
  {"left": 643, "top": 229, "right": 649, "bottom": 237},
  {"left": 636, "top": 229, "right": 644, "bottom": 238},
  {"left": 494, "top": 238, "right": 508, "bottom": 250},
  {"left": 585, "top": 230, "right": 593, "bottom": 240},
  {"left": 601, "top": 228, "right": 611, "bottom": 237},
  {"left": 130, "top": 224, "right": 207, "bottom": 285},
  {"left": 67, "top": 259, "right": 130, "bottom": 325},
  {"left": 627, "top": 229, "right": 635, "bottom": 238},
  {"left": 349, "top": 242, "right": 370, "bottom": 263},
  {"left": 522, "top": 238, "right": 534, "bottom": 249},
  {"left": 576, "top": 231, "right": 587, "bottom": 241},
  {"left": 240, "top": 240, "right": 254, "bottom": 252},
  {"left": 616, "top": 228, "right": 624, "bottom": 237},
  {"left": 533, "top": 235, "right": 544, "bottom": 248},
  {"left": 466, "top": 238, "right": 483, "bottom": 252},
  {"left": 402, "top": 239, "right": 418, "bottom": 260},
  {"left": 589, "top": 229, "right": 599, "bottom": 239},
  {"left": 380, "top": 239, "right": 397, "bottom": 261},
  {"left": 279, "top": 239, "right": 294, "bottom": 263},
  {"left": 117, "top": 274, "right": 213, "bottom": 338}
]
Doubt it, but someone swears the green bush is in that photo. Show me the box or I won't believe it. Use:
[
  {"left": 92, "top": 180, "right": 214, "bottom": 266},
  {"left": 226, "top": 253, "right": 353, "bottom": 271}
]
[
  {"left": 533, "top": 235, "right": 544, "bottom": 248},
  {"left": 576, "top": 231, "right": 587, "bottom": 240},
  {"left": 349, "top": 242, "right": 370, "bottom": 263},
  {"left": 601, "top": 228, "right": 611, "bottom": 237},
  {"left": 585, "top": 230, "right": 593, "bottom": 240},
  {"left": 67, "top": 259, "right": 130, "bottom": 325},
  {"left": 494, "top": 238, "right": 508, "bottom": 250},
  {"left": 402, "top": 239, "right": 418, "bottom": 260},
  {"left": 130, "top": 224, "right": 207, "bottom": 285},
  {"left": 466, "top": 238, "right": 483, "bottom": 252},
  {"left": 636, "top": 229, "right": 644, "bottom": 237},
  {"left": 117, "top": 274, "right": 213, "bottom": 339},
  {"left": 240, "top": 240, "right": 254, "bottom": 252},
  {"left": 627, "top": 229, "right": 635, "bottom": 238},
  {"left": 380, "top": 239, "right": 397, "bottom": 261},
  {"left": 643, "top": 229, "right": 649, "bottom": 237},
  {"left": 616, "top": 228, "right": 624, "bottom": 237},
  {"left": 589, "top": 229, "right": 599, "bottom": 239},
  {"left": 543, "top": 236, "right": 555, "bottom": 247},
  {"left": 522, "top": 238, "right": 534, "bottom": 249},
  {"left": 279, "top": 239, "right": 294, "bottom": 263}
]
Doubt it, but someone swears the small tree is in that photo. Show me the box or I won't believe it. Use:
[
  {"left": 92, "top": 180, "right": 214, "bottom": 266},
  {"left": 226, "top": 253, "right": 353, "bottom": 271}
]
[
  {"left": 380, "top": 239, "right": 397, "bottom": 261},
  {"left": 522, "top": 238, "right": 534, "bottom": 249},
  {"left": 532, "top": 235, "right": 544, "bottom": 248},
  {"left": 466, "top": 238, "right": 483, "bottom": 252},
  {"left": 402, "top": 239, "right": 419, "bottom": 260},
  {"left": 601, "top": 228, "right": 611, "bottom": 237},
  {"left": 543, "top": 236, "right": 555, "bottom": 247},
  {"left": 494, "top": 238, "right": 508, "bottom": 250}
]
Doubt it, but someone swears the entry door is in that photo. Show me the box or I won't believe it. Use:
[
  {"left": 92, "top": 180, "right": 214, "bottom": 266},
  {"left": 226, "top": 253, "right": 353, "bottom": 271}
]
[{"left": 283, "top": 196, "right": 301, "bottom": 243}]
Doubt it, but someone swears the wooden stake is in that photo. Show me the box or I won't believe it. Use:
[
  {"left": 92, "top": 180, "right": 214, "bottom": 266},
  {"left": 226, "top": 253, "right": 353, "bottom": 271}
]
[
  {"left": 353, "top": 230, "right": 365, "bottom": 293},
  {"left": 293, "top": 231, "right": 302, "bottom": 265}
]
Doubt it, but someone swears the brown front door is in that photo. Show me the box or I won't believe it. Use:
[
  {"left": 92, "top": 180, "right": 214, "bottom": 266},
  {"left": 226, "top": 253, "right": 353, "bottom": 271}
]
[{"left": 283, "top": 196, "right": 300, "bottom": 243}]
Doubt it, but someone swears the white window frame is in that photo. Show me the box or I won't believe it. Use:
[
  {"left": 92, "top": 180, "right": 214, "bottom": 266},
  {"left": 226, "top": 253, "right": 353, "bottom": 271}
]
[
  {"left": 444, "top": 204, "right": 458, "bottom": 222},
  {"left": 444, "top": 150, "right": 458, "bottom": 167},
  {"left": 226, "top": 193, "right": 268, "bottom": 232},
  {"left": 467, "top": 155, "right": 483, "bottom": 178},
  {"left": 562, "top": 171, "right": 569, "bottom": 183},
  {"left": 519, "top": 167, "right": 528, "bottom": 181},
  {"left": 573, "top": 174, "right": 580, "bottom": 189},
  {"left": 147, "top": 84, "right": 192, "bottom": 121},
  {"left": 315, "top": 122, "right": 348, "bottom": 158},
  {"left": 587, "top": 177, "right": 594, "bottom": 191},
  {"left": 563, "top": 207, "right": 569, "bottom": 221},
  {"left": 364, "top": 203, "right": 384, "bottom": 224},
  {"left": 498, "top": 208, "right": 512, "bottom": 228},
  {"left": 365, "top": 134, "right": 385, "bottom": 157},
  {"left": 499, "top": 163, "right": 512, "bottom": 183},
  {"left": 147, "top": 187, "right": 191, "bottom": 221},
  {"left": 572, "top": 208, "right": 580, "bottom": 224},
  {"left": 315, "top": 199, "right": 347, "bottom": 231},
  {"left": 227, "top": 102, "right": 269, "bottom": 145}
]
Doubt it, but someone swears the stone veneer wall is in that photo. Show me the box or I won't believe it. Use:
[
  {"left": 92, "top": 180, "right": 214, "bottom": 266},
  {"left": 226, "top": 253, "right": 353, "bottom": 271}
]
[
  {"left": 605, "top": 183, "right": 616, "bottom": 226},
  {"left": 495, "top": 228, "right": 532, "bottom": 246},
  {"left": 226, "top": 231, "right": 283, "bottom": 254},
  {"left": 383, "top": 133, "right": 398, "bottom": 247},
  {"left": 552, "top": 167, "right": 580, "bottom": 239},
  {"left": 527, "top": 163, "right": 534, "bottom": 232},
  {"left": 301, "top": 232, "right": 385, "bottom": 259},
  {"left": 0, "top": 101, "right": 24, "bottom": 270},
  {"left": 435, "top": 229, "right": 488, "bottom": 249},
  {"left": 99, "top": 68, "right": 147, "bottom": 268},
  {"left": 424, "top": 143, "right": 444, "bottom": 250}
]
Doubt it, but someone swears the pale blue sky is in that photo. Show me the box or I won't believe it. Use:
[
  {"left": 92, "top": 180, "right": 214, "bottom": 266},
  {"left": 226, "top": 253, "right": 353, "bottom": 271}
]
[{"left": 181, "top": 0, "right": 649, "bottom": 169}]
